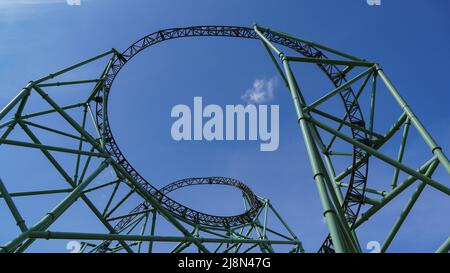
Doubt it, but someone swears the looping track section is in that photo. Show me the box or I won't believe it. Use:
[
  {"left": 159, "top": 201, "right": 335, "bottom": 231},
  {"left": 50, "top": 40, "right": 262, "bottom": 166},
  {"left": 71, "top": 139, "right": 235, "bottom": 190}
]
[{"left": 94, "top": 26, "right": 369, "bottom": 252}]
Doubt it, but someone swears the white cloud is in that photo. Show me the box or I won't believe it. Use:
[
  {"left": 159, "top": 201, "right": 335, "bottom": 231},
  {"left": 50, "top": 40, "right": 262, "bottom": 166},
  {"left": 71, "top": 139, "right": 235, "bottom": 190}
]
[{"left": 241, "top": 77, "right": 278, "bottom": 104}]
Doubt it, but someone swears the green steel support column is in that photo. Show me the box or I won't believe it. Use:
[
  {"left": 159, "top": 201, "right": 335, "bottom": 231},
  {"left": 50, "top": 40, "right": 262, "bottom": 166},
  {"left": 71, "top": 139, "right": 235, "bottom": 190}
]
[
  {"left": 257, "top": 35, "right": 289, "bottom": 87},
  {"left": 309, "top": 125, "right": 360, "bottom": 252},
  {"left": 255, "top": 24, "right": 356, "bottom": 252},
  {"left": 391, "top": 118, "right": 411, "bottom": 189},
  {"left": 0, "top": 179, "right": 28, "bottom": 232},
  {"left": 436, "top": 237, "right": 450, "bottom": 253},
  {"left": 381, "top": 158, "right": 439, "bottom": 253},
  {"left": 323, "top": 155, "right": 344, "bottom": 205},
  {"left": 281, "top": 57, "right": 348, "bottom": 253},
  {"left": 376, "top": 65, "right": 450, "bottom": 174}
]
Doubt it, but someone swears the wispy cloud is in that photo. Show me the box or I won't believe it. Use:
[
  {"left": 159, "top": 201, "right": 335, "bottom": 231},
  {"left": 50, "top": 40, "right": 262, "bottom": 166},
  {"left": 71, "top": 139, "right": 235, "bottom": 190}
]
[{"left": 241, "top": 77, "right": 278, "bottom": 104}]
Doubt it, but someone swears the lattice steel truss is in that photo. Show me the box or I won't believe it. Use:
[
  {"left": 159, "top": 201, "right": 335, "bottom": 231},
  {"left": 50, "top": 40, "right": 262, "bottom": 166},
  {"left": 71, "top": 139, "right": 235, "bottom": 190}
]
[{"left": 0, "top": 25, "right": 449, "bottom": 253}]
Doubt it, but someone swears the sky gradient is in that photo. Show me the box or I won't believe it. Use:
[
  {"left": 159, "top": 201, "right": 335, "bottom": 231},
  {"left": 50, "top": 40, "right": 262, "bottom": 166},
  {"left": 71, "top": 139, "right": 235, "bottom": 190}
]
[{"left": 0, "top": 0, "right": 449, "bottom": 253}]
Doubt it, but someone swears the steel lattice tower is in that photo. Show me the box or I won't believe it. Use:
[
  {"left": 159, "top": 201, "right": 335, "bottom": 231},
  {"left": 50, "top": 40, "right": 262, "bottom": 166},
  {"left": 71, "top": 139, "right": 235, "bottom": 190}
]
[{"left": 0, "top": 25, "right": 449, "bottom": 253}]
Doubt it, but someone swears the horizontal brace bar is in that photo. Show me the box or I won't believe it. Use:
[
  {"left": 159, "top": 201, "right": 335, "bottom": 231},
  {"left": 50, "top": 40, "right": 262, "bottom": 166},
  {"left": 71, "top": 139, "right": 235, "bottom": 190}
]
[
  {"left": 328, "top": 151, "right": 353, "bottom": 156},
  {"left": 336, "top": 182, "right": 387, "bottom": 197},
  {"left": 285, "top": 56, "right": 375, "bottom": 67},
  {"left": 0, "top": 138, "right": 106, "bottom": 158},
  {"left": 0, "top": 188, "right": 72, "bottom": 199},
  {"left": 36, "top": 79, "right": 102, "bottom": 88},
  {"left": 28, "top": 231, "right": 298, "bottom": 245}
]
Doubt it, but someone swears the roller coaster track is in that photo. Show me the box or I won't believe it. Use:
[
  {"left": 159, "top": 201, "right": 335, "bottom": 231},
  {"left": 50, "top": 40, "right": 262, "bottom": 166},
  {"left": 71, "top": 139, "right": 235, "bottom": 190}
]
[{"left": 93, "top": 26, "right": 369, "bottom": 253}]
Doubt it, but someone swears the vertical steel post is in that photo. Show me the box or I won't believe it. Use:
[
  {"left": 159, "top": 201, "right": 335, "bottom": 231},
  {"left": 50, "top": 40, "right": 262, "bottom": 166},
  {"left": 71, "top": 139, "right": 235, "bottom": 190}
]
[{"left": 281, "top": 57, "right": 348, "bottom": 252}]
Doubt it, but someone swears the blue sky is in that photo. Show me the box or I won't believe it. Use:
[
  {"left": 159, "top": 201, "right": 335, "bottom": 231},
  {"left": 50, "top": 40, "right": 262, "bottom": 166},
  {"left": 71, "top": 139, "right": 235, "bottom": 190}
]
[{"left": 0, "top": 0, "right": 449, "bottom": 253}]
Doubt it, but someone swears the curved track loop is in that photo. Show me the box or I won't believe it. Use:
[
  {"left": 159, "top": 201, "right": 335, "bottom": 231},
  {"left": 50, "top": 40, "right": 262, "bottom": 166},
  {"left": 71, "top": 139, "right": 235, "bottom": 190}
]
[
  {"left": 126, "top": 177, "right": 262, "bottom": 229},
  {"left": 94, "top": 26, "right": 369, "bottom": 252},
  {"left": 97, "top": 177, "right": 262, "bottom": 252}
]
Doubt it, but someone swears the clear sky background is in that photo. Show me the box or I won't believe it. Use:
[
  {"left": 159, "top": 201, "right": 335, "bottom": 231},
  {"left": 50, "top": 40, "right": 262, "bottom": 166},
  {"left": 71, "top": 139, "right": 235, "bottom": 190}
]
[{"left": 0, "top": 0, "right": 449, "bottom": 253}]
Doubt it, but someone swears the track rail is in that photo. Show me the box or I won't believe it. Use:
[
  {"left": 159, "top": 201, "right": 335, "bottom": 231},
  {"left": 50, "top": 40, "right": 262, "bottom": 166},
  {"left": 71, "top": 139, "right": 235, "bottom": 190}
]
[{"left": 94, "top": 26, "right": 369, "bottom": 252}]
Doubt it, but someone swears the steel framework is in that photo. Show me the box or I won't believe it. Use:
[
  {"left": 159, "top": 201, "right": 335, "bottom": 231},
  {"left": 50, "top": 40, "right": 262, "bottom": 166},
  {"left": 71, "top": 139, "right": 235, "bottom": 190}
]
[{"left": 0, "top": 25, "right": 449, "bottom": 253}]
